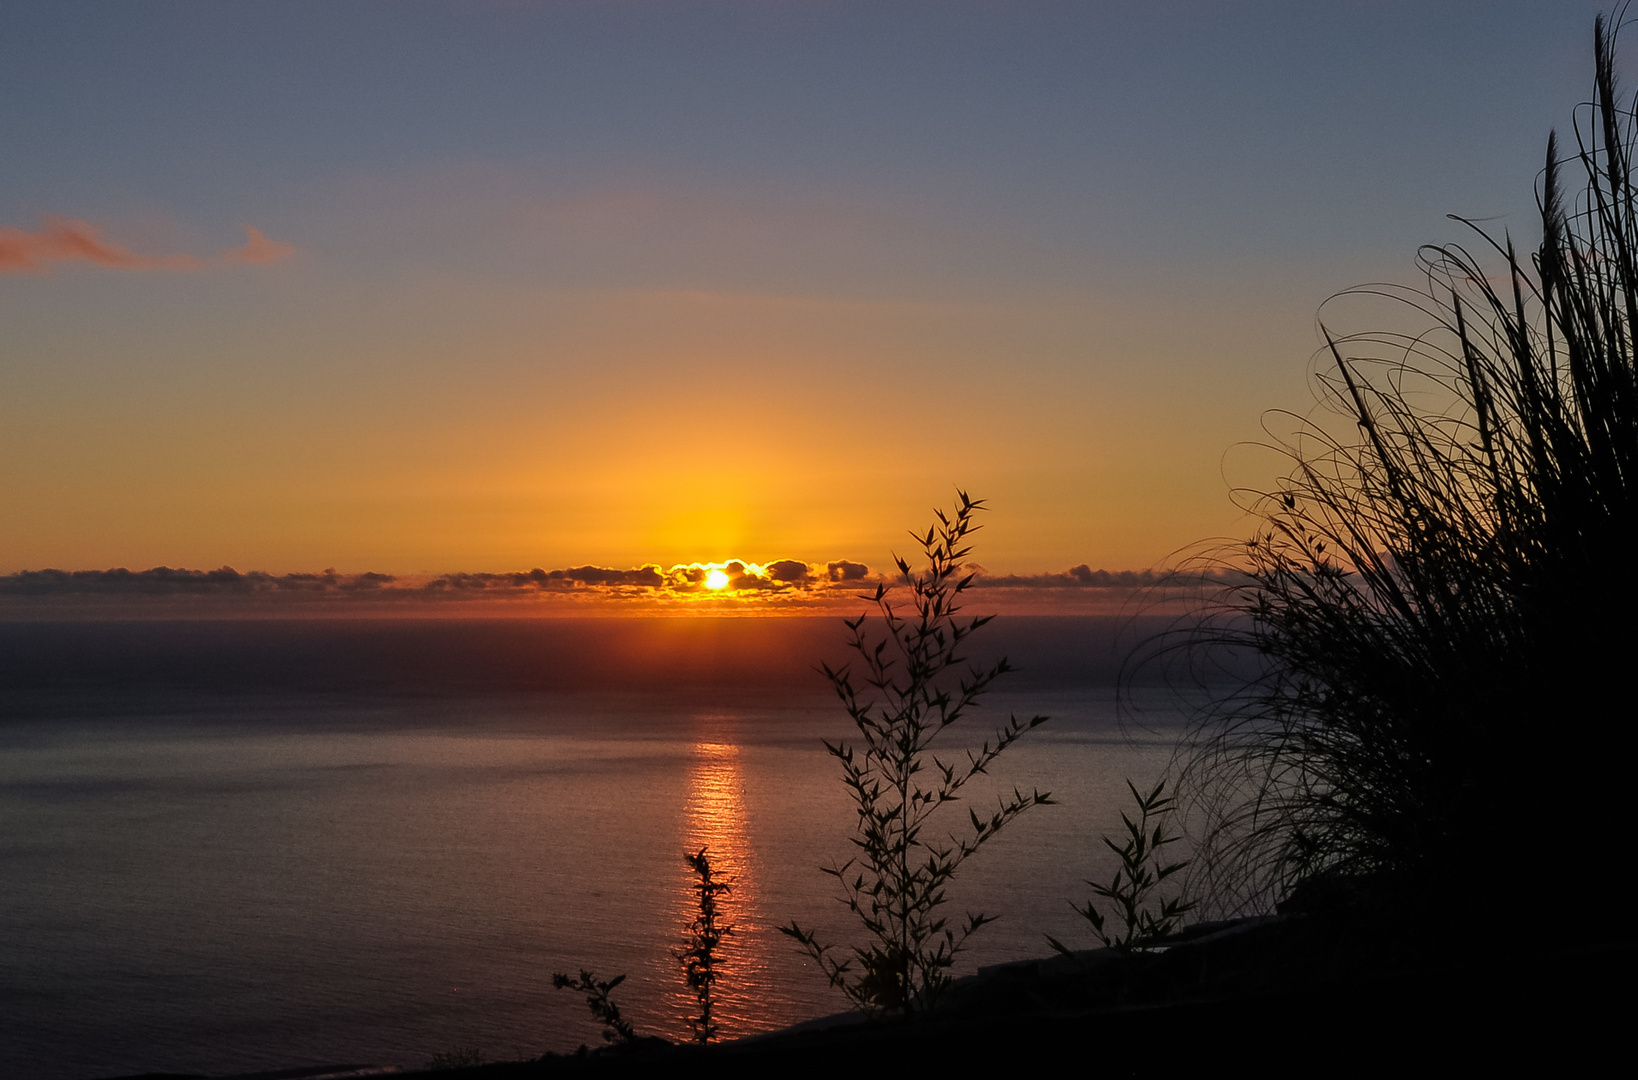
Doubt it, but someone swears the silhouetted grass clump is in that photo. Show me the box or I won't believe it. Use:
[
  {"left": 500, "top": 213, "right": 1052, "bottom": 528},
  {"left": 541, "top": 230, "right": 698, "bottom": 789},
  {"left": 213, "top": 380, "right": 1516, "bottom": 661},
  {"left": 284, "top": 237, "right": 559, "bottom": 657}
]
[{"left": 1177, "top": 13, "right": 1638, "bottom": 921}]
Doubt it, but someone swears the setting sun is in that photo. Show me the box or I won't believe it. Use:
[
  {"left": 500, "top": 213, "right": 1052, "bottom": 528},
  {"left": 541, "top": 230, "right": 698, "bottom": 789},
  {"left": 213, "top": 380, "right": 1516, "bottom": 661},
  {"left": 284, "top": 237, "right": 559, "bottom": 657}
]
[{"left": 704, "top": 568, "right": 731, "bottom": 590}]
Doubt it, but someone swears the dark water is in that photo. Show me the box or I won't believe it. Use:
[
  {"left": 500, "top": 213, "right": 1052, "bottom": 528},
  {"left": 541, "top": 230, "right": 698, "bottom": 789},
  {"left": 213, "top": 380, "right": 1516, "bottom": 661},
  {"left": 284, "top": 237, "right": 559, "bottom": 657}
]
[{"left": 0, "top": 617, "right": 1193, "bottom": 1078}]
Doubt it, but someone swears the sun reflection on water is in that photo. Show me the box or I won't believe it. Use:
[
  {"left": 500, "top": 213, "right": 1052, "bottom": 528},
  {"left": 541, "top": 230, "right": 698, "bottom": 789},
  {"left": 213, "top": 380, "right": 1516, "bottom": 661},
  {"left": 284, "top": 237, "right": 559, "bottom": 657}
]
[{"left": 675, "top": 737, "right": 778, "bottom": 1039}]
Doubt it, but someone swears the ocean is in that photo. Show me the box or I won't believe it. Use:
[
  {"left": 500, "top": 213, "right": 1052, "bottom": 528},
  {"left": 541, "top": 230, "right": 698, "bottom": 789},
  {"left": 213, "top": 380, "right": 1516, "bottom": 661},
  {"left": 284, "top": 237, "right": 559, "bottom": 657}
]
[{"left": 0, "top": 616, "right": 1195, "bottom": 1079}]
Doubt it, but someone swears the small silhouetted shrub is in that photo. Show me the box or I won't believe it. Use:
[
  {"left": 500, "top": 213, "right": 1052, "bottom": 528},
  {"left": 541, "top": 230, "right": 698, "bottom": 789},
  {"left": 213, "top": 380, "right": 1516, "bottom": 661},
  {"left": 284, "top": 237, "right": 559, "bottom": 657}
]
[
  {"left": 1054, "top": 780, "right": 1199, "bottom": 950},
  {"left": 781, "top": 493, "right": 1052, "bottom": 1017},
  {"left": 1050, "top": 779, "right": 1192, "bottom": 953},
  {"left": 552, "top": 969, "right": 637, "bottom": 1046},
  {"left": 678, "top": 847, "right": 732, "bottom": 1042}
]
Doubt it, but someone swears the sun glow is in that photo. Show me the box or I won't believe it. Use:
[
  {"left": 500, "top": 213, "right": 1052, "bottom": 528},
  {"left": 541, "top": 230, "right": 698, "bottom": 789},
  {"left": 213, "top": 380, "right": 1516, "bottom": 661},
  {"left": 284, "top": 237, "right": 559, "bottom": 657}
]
[{"left": 704, "top": 567, "right": 731, "bottom": 590}]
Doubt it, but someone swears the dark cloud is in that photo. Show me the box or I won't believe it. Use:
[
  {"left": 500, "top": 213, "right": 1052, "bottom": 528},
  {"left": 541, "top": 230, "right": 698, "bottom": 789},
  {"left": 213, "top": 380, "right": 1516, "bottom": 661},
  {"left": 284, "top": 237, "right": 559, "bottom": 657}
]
[
  {"left": 0, "top": 559, "right": 1224, "bottom": 607},
  {"left": 968, "top": 565, "right": 1158, "bottom": 589},
  {"left": 653, "top": 559, "right": 866, "bottom": 594},
  {"left": 555, "top": 564, "right": 665, "bottom": 588},
  {"left": 426, "top": 565, "right": 668, "bottom": 592},
  {"left": 0, "top": 566, "right": 396, "bottom": 595},
  {"left": 668, "top": 565, "right": 709, "bottom": 587},
  {"left": 827, "top": 560, "right": 869, "bottom": 582},
  {"left": 970, "top": 565, "right": 1244, "bottom": 589},
  {"left": 766, "top": 559, "right": 813, "bottom": 583}
]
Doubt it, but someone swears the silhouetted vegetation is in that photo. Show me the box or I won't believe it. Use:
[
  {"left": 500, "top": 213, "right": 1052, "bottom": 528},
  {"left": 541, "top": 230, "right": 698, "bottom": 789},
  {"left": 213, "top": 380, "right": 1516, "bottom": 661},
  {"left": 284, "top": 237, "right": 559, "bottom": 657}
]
[
  {"left": 1050, "top": 780, "right": 1192, "bottom": 953},
  {"left": 678, "top": 847, "right": 732, "bottom": 1043},
  {"left": 1176, "top": 13, "right": 1638, "bottom": 920},
  {"left": 551, "top": 970, "right": 637, "bottom": 1046},
  {"left": 781, "top": 493, "right": 1052, "bottom": 1017}
]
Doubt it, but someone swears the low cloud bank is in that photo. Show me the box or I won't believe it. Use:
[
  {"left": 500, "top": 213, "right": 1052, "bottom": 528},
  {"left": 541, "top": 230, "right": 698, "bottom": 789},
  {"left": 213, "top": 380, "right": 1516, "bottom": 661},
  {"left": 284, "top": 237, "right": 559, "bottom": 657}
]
[
  {"left": 971, "top": 565, "right": 1164, "bottom": 589},
  {"left": 1, "top": 567, "right": 395, "bottom": 595},
  {"left": 0, "top": 561, "right": 860, "bottom": 601},
  {"left": 1, "top": 559, "right": 1224, "bottom": 614}
]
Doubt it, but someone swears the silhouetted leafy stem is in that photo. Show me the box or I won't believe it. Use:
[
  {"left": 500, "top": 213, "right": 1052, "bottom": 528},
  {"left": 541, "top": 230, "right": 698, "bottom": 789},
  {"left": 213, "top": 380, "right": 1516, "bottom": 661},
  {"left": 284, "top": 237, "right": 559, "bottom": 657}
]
[
  {"left": 678, "top": 847, "right": 731, "bottom": 1043},
  {"left": 781, "top": 492, "right": 1052, "bottom": 1017},
  {"left": 1050, "top": 779, "right": 1193, "bottom": 953},
  {"left": 551, "top": 969, "right": 637, "bottom": 1046}
]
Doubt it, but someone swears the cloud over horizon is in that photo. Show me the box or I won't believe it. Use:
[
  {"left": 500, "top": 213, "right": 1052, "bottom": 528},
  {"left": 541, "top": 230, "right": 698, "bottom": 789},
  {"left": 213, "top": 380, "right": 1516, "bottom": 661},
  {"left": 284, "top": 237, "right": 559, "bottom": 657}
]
[
  {"left": 421, "top": 559, "right": 872, "bottom": 598},
  {"left": 0, "top": 566, "right": 395, "bottom": 596},
  {"left": 0, "top": 216, "right": 294, "bottom": 274},
  {"left": 0, "top": 560, "right": 1233, "bottom": 614}
]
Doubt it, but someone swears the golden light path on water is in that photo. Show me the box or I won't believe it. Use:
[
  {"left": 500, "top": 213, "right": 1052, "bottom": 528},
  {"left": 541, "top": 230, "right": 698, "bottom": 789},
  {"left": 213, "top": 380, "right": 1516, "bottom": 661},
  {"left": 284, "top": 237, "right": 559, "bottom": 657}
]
[{"left": 673, "top": 737, "right": 776, "bottom": 1038}]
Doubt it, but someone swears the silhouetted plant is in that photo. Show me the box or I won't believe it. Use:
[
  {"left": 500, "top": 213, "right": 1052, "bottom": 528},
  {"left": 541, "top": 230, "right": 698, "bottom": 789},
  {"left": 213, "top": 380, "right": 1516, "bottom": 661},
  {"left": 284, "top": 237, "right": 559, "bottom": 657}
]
[
  {"left": 781, "top": 492, "right": 1052, "bottom": 1017},
  {"left": 552, "top": 969, "right": 637, "bottom": 1046},
  {"left": 1049, "top": 780, "right": 1192, "bottom": 953},
  {"left": 678, "top": 847, "right": 732, "bottom": 1043},
  {"left": 1174, "top": 12, "right": 1638, "bottom": 918}
]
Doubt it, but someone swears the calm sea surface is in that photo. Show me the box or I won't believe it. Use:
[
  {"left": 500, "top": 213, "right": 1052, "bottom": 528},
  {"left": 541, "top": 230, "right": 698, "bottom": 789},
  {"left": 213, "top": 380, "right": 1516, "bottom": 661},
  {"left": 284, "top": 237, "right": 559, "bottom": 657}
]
[{"left": 0, "top": 617, "right": 1195, "bottom": 1079}]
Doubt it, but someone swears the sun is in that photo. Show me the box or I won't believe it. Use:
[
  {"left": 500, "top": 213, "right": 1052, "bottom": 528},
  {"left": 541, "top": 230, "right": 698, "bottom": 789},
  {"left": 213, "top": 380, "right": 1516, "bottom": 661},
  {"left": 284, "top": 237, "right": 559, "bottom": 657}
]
[{"left": 704, "top": 568, "right": 731, "bottom": 591}]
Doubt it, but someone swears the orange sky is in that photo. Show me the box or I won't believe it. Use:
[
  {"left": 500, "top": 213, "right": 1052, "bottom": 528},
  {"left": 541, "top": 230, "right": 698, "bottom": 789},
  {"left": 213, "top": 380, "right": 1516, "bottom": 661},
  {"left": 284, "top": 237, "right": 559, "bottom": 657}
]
[{"left": 2, "top": 268, "right": 1316, "bottom": 577}]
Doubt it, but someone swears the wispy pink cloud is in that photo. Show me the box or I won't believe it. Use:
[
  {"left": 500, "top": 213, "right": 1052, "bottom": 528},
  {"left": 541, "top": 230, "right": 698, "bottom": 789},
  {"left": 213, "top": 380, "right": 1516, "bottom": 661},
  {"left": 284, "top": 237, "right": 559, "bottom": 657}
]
[
  {"left": 0, "top": 215, "right": 201, "bottom": 273},
  {"left": 221, "top": 224, "right": 296, "bottom": 265},
  {"left": 0, "top": 215, "right": 294, "bottom": 274}
]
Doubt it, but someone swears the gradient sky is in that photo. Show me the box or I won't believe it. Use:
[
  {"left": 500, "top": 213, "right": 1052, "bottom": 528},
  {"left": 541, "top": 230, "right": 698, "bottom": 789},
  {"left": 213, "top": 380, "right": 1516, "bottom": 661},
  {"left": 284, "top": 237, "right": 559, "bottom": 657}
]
[{"left": 0, "top": 1, "right": 1615, "bottom": 578}]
